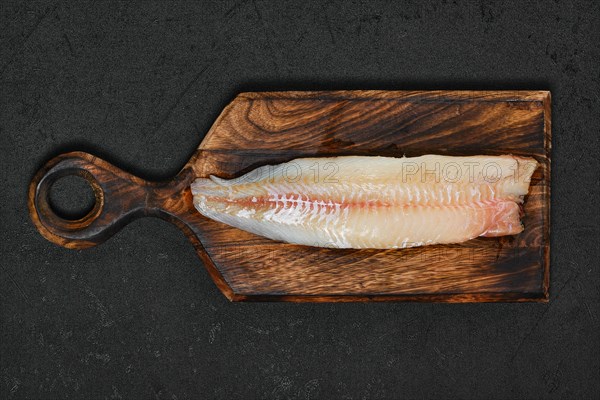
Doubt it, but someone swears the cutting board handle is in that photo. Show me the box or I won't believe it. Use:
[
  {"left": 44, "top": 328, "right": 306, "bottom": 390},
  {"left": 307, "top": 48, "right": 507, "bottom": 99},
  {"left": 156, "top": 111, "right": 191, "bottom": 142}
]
[{"left": 28, "top": 151, "right": 196, "bottom": 249}]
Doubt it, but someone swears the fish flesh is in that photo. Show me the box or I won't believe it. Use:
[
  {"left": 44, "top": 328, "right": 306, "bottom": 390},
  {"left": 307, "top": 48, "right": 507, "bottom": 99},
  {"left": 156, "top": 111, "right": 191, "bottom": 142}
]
[{"left": 191, "top": 155, "right": 538, "bottom": 249}]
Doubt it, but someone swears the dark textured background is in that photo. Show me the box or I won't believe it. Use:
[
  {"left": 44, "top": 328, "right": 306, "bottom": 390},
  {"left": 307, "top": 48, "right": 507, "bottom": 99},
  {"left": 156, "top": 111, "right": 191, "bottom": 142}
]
[{"left": 1, "top": 0, "right": 599, "bottom": 399}]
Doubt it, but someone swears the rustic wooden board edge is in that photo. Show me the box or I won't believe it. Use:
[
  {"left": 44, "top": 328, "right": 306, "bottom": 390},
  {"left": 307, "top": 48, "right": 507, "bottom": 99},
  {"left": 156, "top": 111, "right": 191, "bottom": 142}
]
[
  {"left": 237, "top": 90, "right": 551, "bottom": 102},
  {"left": 542, "top": 91, "right": 551, "bottom": 300},
  {"left": 231, "top": 292, "right": 549, "bottom": 303}
]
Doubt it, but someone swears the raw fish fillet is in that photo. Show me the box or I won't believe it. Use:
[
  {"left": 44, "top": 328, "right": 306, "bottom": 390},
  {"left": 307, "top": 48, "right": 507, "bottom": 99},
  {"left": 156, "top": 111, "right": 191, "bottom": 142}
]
[{"left": 191, "top": 155, "right": 538, "bottom": 249}]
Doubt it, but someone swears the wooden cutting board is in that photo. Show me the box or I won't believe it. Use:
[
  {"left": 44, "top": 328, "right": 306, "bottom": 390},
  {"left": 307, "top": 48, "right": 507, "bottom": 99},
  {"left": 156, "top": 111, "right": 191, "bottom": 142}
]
[{"left": 29, "top": 90, "right": 551, "bottom": 302}]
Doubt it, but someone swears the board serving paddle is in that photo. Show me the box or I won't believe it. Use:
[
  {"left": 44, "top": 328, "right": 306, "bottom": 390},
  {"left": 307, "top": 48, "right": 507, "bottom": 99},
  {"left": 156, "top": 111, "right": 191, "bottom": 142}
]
[{"left": 29, "top": 90, "right": 551, "bottom": 302}]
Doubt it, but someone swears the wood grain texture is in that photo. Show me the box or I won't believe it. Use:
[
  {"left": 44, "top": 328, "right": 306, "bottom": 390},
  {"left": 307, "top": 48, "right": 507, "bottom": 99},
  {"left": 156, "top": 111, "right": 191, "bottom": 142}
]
[{"left": 29, "top": 90, "right": 551, "bottom": 302}]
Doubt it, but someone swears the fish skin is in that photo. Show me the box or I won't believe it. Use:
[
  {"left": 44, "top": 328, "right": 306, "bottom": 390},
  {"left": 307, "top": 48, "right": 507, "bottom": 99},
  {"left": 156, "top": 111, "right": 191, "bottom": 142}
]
[{"left": 191, "top": 155, "right": 538, "bottom": 249}]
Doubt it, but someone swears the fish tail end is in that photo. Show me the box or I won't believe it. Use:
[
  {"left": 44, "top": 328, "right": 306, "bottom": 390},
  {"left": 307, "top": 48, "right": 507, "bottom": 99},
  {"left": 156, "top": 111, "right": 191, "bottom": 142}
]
[{"left": 481, "top": 201, "right": 524, "bottom": 237}]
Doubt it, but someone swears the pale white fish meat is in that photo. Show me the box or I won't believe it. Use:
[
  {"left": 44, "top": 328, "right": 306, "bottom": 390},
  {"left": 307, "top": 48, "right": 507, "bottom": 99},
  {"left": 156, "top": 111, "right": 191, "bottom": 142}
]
[{"left": 191, "top": 155, "right": 538, "bottom": 249}]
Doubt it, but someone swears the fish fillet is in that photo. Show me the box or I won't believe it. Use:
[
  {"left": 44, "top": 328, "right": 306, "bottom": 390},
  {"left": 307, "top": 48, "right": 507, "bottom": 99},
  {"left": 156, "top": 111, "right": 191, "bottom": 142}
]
[{"left": 191, "top": 155, "right": 538, "bottom": 249}]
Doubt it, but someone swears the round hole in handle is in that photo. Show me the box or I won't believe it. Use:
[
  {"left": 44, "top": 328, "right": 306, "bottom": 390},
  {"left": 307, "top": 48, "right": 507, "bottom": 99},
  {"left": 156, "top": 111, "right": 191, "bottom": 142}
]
[
  {"left": 48, "top": 175, "right": 96, "bottom": 220},
  {"left": 36, "top": 167, "right": 105, "bottom": 231}
]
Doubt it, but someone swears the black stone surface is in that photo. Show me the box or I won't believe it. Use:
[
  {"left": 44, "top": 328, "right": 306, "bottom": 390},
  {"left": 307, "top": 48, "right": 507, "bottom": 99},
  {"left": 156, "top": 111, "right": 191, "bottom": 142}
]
[{"left": 1, "top": 1, "right": 599, "bottom": 399}]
